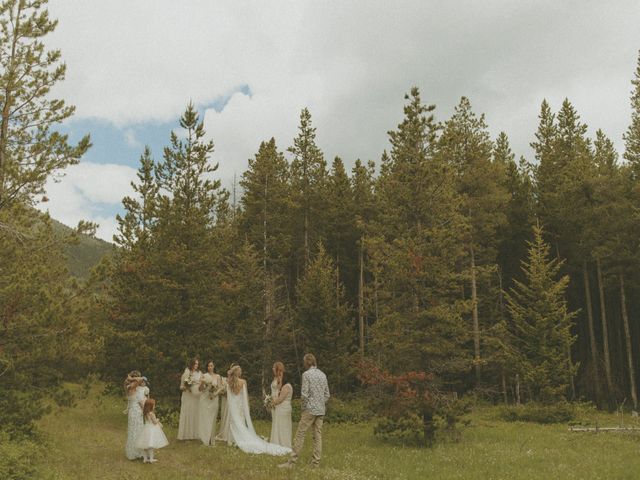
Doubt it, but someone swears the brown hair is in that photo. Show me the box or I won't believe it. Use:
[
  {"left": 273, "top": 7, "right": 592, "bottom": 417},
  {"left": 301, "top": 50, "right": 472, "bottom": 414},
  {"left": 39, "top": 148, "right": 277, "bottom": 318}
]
[
  {"left": 188, "top": 358, "right": 199, "bottom": 371},
  {"left": 273, "top": 361, "right": 285, "bottom": 386},
  {"left": 143, "top": 398, "right": 156, "bottom": 418},
  {"left": 206, "top": 360, "right": 215, "bottom": 372},
  {"left": 303, "top": 353, "right": 317, "bottom": 368}
]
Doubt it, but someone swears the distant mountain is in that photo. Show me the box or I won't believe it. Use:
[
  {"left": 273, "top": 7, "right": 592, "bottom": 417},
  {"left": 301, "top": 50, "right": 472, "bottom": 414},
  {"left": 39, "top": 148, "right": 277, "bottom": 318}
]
[{"left": 51, "top": 219, "right": 115, "bottom": 279}]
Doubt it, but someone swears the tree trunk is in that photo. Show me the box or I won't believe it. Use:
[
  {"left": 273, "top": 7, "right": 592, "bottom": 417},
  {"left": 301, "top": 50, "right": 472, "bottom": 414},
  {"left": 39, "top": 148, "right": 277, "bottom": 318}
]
[
  {"left": 358, "top": 236, "right": 365, "bottom": 356},
  {"left": 470, "top": 244, "right": 481, "bottom": 385},
  {"left": 501, "top": 368, "right": 508, "bottom": 404},
  {"left": 261, "top": 176, "right": 270, "bottom": 394},
  {"left": 583, "top": 260, "right": 601, "bottom": 405},
  {"left": 0, "top": 1, "right": 23, "bottom": 206},
  {"left": 596, "top": 257, "right": 614, "bottom": 399},
  {"left": 567, "top": 343, "right": 576, "bottom": 401},
  {"left": 304, "top": 213, "right": 309, "bottom": 267},
  {"left": 515, "top": 373, "right": 521, "bottom": 405},
  {"left": 335, "top": 258, "right": 340, "bottom": 309},
  {"left": 620, "top": 272, "right": 638, "bottom": 410}
]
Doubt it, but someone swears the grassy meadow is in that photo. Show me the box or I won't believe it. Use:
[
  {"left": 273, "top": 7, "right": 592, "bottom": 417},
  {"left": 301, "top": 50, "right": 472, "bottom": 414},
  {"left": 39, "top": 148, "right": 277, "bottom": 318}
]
[{"left": 36, "top": 386, "right": 640, "bottom": 480}]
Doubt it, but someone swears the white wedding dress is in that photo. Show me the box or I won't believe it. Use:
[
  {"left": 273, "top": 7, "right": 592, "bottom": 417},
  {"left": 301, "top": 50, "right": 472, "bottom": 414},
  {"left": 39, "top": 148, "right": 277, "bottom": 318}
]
[{"left": 218, "top": 383, "right": 291, "bottom": 456}]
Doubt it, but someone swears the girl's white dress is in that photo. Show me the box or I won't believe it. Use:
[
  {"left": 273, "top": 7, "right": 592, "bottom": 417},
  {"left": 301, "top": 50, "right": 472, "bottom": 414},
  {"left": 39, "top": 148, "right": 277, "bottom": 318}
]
[
  {"left": 125, "top": 386, "right": 146, "bottom": 460},
  {"left": 216, "top": 381, "right": 291, "bottom": 456},
  {"left": 198, "top": 372, "right": 222, "bottom": 445},
  {"left": 135, "top": 412, "right": 169, "bottom": 450},
  {"left": 177, "top": 368, "right": 202, "bottom": 440},
  {"left": 269, "top": 381, "right": 293, "bottom": 448}
]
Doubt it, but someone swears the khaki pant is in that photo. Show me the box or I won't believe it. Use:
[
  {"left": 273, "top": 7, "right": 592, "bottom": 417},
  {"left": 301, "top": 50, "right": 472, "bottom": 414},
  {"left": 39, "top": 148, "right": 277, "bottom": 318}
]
[{"left": 289, "top": 410, "right": 324, "bottom": 466}]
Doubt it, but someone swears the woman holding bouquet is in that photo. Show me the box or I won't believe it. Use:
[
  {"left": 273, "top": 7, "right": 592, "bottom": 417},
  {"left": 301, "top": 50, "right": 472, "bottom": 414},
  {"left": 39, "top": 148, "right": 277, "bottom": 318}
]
[
  {"left": 198, "top": 360, "right": 223, "bottom": 445},
  {"left": 269, "top": 362, "right": 293, "bottom": 448},
  {"left": 177, "top": 358, "right": 202, "bottom": 440}
]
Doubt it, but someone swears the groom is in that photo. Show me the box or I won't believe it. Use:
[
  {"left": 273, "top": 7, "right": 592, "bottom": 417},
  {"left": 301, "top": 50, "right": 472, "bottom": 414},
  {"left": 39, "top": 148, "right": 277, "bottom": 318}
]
[{"left": 279, "top": 353, "right": 330, "bottom": 468}]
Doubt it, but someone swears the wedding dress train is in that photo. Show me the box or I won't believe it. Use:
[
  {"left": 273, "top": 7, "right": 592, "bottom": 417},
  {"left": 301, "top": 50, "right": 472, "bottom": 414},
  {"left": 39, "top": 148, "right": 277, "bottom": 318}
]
[{"left": 217, "top": 383, "right": 291, "bottom": 456}]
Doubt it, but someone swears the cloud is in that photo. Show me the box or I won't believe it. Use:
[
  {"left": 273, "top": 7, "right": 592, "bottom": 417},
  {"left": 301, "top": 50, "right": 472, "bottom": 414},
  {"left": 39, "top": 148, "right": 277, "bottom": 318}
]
[
  {"left": 46, "top": 0, "right": 640, "bottom": 166},
  {"left": 38, "top": 0, "right": 640, "bottom": 230},
  {"left": 124, "top": 129, "right": 141, "bottom": 149},
  {"left": 37, "top": 162, "right": 138, "bottom": 242}
]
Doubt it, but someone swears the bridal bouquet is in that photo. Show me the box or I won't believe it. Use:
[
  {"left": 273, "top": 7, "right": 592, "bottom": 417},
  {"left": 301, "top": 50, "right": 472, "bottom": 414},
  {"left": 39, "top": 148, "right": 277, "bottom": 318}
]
[
  {"left": 183, "top": 372, "right": 196, "bottom": 390},
  {"left": 263, "top": 394, "right": 274, "bottom": 411},
  {"left": 207, "top": 381, "right": 220, "bottom": 400}
]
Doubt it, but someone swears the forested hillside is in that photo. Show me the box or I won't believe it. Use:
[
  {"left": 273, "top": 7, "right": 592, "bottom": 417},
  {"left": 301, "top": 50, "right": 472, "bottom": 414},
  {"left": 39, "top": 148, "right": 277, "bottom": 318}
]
[{"left": 52, "top": 219, "right": 114, "bottom": 278}]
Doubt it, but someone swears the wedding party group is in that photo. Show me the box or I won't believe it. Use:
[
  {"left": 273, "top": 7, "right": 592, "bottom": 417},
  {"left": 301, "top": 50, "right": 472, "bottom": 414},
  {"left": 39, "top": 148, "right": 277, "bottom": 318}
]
[{"left": 123, "top": 353, "right": 330, "bottom": 468}]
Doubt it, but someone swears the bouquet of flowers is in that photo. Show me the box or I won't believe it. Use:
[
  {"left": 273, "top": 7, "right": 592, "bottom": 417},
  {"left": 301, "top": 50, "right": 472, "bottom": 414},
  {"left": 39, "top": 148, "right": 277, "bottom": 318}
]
[
  {"left": 263, "top": 394, "right": 274, "bottom": 411},
  {"left": 206, "top": 381, "right": 222, "bottom": 400},
  {"left": 183, "top": 372, "right": 195, "bottom": 390},
  {"left": 218, "top": 377, "right": 228, "bottom": 396}
]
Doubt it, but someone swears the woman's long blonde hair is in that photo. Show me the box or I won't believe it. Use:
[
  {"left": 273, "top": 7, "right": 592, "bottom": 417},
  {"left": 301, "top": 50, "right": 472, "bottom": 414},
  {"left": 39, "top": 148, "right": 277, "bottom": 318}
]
[{"left": 227, "top": 364, "right": 243, "bottom": 395}]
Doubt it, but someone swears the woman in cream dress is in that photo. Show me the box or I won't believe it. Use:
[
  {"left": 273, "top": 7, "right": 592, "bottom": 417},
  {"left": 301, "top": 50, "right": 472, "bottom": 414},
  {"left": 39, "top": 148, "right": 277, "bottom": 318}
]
[
  {"left": 198, "top": 360, "right": 223, "bottom": 445},
  {"left": 269, "top": 362, "right": 293, "bottom": 448},
  {"left": 177, "top": 358, "right": 202, "bottom": 440}
]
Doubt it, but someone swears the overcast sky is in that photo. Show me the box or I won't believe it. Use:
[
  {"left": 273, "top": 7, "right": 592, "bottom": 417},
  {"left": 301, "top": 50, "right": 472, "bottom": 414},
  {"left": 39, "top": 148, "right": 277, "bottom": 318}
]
[{"left": 37, "top": 0, "right": 640, "bottom": 241}]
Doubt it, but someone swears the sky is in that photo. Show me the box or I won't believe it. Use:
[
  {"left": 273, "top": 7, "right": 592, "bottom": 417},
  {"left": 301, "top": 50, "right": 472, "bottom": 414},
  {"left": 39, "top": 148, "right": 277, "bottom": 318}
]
[{"left": 36, "top": 0, "right": 640, "bottom": 241}]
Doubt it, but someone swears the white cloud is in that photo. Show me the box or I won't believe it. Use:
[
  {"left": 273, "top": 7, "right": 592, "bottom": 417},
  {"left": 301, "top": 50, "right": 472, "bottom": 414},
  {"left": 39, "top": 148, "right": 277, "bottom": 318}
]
[
  {"left": 37, "top": 162, "right": 138, "bottom": 242},
  {"left": 124, "top": 129, "right": 141, "bottom": 149},
  {"left": 37, "top": 1, "right": 640, "bottom": 232},
  {"left": 45, "top": 0, "right": 640, "bottom": 167}
]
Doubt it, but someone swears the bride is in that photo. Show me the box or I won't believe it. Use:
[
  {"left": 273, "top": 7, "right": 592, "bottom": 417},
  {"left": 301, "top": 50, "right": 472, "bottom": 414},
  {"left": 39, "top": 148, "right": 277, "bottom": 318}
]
[{"left": 216, "top": 364, "right": 291, "bottom": 456}]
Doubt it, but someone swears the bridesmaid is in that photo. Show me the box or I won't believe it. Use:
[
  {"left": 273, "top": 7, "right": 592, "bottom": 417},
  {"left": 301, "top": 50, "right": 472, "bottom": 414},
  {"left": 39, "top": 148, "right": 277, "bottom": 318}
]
[
  {"left": 269, "top": 362, "right": 293, "bottom": 448},
  {"left": 124, "top": 370, "right": 146, "bottom": 460},
  {"left": 198, "top": 360, "right": 223, "bottom": 445},
  {"left": 177, "top": 358, "right": 202, "bottom": 440}
]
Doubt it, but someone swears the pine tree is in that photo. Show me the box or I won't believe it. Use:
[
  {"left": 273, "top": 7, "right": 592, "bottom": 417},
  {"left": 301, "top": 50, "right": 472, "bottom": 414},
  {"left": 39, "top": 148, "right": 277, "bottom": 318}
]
[
  {"left": 108, "top": 104, "right": 228, "bottom": 400},
  {"left": 239, "top": 138, "right": 293, "bottom": 389},
  {"left": 239, "top": 137, "right": 292, "bottom": 276},
  {"left": 288, "top": 108, "right": 328, "bottom": 271},
  {"left": 0, "top": 0, "right": 90, "bottom": 211},
  {"left": 438, "top": 97, "right": 509, "bottom": 385},
  {"left": 295, "top": 244, "right": 352, "bottom": 391},
  {"left": 623, "top": 51, "right": 640, "bottom": 178},
  {"left": 533, "top": 99, "right": 602, "bottom": 403},
  {"left": 0, "top": 0, "right": 94, "bottom": 438},
  {"left": 325, "top": 156, "right": 357, "bottom": 298},
  {"left": 504, "top": 223, "right": 577, "bottom": 402},
  {"left": 372, "top": 88, "right": 469, "bottom": 380},
  {"left": 351, "top": 159, "right": 377, "bottom": 355}
]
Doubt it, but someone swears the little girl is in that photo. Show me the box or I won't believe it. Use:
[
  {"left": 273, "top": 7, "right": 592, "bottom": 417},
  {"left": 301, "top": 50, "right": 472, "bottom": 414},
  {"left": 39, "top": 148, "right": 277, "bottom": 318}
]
[{"left": 135, "top": 398, "right": 169, "bottom": 463}]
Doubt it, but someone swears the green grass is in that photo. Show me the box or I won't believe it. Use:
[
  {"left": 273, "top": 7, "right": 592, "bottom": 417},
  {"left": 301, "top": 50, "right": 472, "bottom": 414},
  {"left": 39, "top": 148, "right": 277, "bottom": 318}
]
[{"left": 37, "top": 386, "right": 640, "bottom": 480}]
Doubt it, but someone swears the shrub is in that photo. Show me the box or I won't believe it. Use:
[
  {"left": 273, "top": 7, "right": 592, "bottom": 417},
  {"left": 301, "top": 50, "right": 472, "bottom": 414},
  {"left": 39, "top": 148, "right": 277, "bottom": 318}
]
[
  {"left": 500, "top": 401, "right": 575, "bottom": 424},
  {"left": 325, "top": 397, "right": 372, "bottom": 424},
  {"left": 0, "top": 434, "right": 40, "bottom": 480},
  {"left": 358, "top": 359, "right": 471, "bottom": 447}
]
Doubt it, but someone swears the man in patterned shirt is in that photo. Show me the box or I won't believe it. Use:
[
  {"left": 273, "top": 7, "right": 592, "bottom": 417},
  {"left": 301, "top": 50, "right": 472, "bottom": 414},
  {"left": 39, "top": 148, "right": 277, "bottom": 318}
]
[{"left": 279, "top": 353, "right": 330, "bottom": 468}]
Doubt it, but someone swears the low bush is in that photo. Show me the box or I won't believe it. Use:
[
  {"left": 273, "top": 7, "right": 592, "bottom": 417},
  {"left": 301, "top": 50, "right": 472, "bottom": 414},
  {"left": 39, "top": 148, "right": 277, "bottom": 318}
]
[
  {"left": 0, "top": 434, "right": 41, "bottom": 480},
  {"left": 500, "top": 401, "right": 575, "bottom": 424}
]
